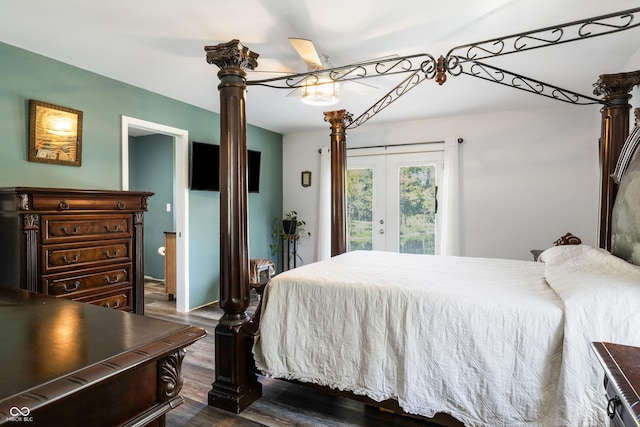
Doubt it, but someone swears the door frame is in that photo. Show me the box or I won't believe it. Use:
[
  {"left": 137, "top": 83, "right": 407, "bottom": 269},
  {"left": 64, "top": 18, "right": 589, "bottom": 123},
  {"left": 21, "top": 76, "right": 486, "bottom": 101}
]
[{"left": 121, "top": 116, "right": 190, "bottom": 312}]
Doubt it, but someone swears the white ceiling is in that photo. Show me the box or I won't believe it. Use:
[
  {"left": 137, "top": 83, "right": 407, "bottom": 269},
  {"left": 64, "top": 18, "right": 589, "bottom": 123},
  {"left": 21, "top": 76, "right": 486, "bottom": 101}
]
[{"left": 1, "top": 0, "right": 639, "bottom": 134}]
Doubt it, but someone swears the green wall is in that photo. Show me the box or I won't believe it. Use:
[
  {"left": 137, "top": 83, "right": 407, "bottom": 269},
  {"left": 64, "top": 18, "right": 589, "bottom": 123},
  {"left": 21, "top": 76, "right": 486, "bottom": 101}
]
[
  {"left": 0, "top": 41, "right": 283, "bottom": 309},
  {"left": 130, "top": 134, "right": 175, "bottom": 280}
]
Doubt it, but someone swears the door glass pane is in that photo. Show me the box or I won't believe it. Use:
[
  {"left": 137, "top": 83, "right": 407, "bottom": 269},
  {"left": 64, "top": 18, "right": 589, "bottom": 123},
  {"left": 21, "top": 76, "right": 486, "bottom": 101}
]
[
  {"left": 398, "top": 165, "right": 436, "bottom": 254},
  {"left": 347, "top": 168, "right": 373, "bottom": 251}
]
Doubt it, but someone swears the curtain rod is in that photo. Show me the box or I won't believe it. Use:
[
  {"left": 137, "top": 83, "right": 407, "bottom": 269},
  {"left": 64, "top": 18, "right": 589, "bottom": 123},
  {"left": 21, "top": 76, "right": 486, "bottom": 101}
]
[
  {"left": 318, "top": 138, "right": 463, "bottom": 153},
  {"left": 347, "top": 138, "right": 462, "bottom": 151}
]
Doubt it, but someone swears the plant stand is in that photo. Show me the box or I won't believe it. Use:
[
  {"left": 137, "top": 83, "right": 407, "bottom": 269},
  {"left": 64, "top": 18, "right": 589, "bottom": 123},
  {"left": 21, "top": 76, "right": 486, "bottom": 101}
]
[{"left": 281, "top": 235, "right": 298, "bottom": 271}]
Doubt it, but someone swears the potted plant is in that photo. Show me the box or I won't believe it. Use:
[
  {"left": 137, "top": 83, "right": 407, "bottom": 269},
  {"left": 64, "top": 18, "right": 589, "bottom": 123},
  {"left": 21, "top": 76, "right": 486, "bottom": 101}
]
[
  {"left": 270, "top": 211, "right": 311, "bottom": 256},
  {"left": 282, "top": 211, "right": 298, "bottom": 235}
]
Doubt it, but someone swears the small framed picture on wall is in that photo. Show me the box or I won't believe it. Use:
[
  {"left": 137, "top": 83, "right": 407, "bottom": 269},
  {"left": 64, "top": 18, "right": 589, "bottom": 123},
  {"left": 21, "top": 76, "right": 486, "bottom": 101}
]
[{"left": 301, "top": 171, "right": 311, "bottom": 187}]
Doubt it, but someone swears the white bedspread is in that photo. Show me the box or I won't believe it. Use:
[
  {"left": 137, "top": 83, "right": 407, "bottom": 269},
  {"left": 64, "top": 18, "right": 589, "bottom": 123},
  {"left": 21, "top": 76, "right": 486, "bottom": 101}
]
[
  {"left": 253, "top": 247, "right": 640, "bottom": 426},
  {"left": 540, "top": 245, "right": 640, "bottom": 426}
]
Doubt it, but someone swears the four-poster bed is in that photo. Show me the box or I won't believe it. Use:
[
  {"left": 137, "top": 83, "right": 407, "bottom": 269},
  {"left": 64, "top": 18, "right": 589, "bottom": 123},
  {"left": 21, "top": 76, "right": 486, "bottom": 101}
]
[{"left": 204, "top": 6, "right": 640, "bottom": 426}]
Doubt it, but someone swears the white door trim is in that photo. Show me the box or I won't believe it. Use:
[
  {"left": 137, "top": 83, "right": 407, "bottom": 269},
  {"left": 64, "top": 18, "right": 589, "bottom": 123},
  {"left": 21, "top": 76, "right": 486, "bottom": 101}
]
[{"left": 121, "top": 115, "right": 190, "bottom": 312}]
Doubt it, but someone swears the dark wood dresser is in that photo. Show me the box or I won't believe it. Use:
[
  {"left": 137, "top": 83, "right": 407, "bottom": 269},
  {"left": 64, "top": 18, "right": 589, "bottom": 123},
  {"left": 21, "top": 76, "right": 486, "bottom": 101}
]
[
  {"left": 0, "top": 187, "right": 153, "bottom": 314},
  {"left": 591, "top": 342, "right": 640, "bottom": 427},
  {"left": 0, "top": 288, "right": 206, "bottom": 426}
]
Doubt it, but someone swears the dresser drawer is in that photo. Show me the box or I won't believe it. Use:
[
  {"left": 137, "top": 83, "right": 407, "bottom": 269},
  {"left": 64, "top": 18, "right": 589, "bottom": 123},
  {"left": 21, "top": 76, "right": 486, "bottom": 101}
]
[
  {"left": 73, "top": 287, "right": 132, "bottom": 311},
  {"left": 43, "top": 263, "right": 132, "bottom": 296},
  {"left": 42, "top": 239, "right": 131, "bottom": 274},
  {"left": 29, "top": 192, "right": 148, "bottom": 212},
  {"left": 42, "top": 214, "right": 132, "bottom": 244}
]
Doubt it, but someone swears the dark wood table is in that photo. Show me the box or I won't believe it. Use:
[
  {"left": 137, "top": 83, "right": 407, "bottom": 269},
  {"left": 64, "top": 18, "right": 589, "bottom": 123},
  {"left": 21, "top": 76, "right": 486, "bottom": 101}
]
[
  {"left": 0, "top": 288, "right": 206, "bottom": 426},
  {"left": 591, "top": 342, "right": 640, "bottom": 427}
]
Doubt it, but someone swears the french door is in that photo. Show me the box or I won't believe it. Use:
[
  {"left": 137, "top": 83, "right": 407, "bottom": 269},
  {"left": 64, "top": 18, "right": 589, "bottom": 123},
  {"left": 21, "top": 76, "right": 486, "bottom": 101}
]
[{"left": 347, "top": 149, "right": 443, "bottom": 254}]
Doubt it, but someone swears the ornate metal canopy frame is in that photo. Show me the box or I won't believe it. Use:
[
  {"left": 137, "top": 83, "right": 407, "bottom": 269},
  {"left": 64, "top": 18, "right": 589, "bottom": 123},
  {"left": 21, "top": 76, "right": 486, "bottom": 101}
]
[
  {"left": 203, "top": 7, "right": 640, "bottom": 417},
  {"left": 246, "top": 6, "right": 640, "bottom": 129}
]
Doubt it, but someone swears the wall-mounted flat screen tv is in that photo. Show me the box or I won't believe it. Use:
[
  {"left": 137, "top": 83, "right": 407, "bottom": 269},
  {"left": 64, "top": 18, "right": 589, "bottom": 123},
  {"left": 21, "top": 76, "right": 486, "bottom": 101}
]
[{"left": 190, "top": 141, "right": 261, "bottom": 193}]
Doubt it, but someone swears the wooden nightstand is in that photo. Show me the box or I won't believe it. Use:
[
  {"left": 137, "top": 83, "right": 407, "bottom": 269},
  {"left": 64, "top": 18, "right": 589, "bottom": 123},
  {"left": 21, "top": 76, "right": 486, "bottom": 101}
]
[{"left": 591, "top": 342, "right": 640, "bottom": 427}]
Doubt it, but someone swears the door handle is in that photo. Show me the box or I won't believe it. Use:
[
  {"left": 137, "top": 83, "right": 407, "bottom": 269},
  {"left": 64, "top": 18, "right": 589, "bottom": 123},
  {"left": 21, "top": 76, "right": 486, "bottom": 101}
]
[{"left": 434, "top": 185, "right": 438, "bottom": 214}]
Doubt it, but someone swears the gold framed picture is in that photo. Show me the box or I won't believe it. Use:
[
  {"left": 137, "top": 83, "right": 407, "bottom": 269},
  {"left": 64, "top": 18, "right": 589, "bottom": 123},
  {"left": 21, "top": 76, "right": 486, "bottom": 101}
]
[{"left": 29, "top": 100, "right": 83, "bottom": 166}]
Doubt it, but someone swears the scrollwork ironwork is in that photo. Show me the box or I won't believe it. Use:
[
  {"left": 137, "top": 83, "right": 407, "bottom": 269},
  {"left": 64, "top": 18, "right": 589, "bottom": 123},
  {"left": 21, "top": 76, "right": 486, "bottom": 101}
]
[
  {"left": 459, "top": 60, "right": 602, "bottom": 105},
  {"left": 348, "top": 55, "right": 437, "bottom": 129},
  {"left": 238, "top": 7, "right": 639, "bottom": 128},
  {"left": 446, "top": 7, "right": 640, "bottom": 63},
  {"left": 246, "top": 53, "right": 436, "bottom": 90}
]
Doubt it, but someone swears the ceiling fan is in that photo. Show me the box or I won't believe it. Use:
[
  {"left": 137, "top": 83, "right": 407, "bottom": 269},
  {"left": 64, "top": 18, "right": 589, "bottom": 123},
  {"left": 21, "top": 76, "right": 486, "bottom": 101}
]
[{"left": 285, "top": 38, "right": 379, "bottom": 106}]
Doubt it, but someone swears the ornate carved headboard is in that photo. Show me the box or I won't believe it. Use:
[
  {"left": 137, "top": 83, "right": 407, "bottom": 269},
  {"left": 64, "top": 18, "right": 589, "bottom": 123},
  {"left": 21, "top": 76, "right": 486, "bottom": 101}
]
[{"left": 611, "top": 109, "right": 640, "bottom": 265}]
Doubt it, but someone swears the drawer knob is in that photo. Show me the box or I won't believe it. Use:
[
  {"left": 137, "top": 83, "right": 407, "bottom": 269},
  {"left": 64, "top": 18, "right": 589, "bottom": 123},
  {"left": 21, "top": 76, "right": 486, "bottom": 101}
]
[
  {"left": 61, "top": 254, "right": 80, "bottom": 264},
  {"left": 61, "top": 281, "right": 80, "bottom": 292},
  {"left": 607, "top": 396, "right": 620, "bottom": 419}
]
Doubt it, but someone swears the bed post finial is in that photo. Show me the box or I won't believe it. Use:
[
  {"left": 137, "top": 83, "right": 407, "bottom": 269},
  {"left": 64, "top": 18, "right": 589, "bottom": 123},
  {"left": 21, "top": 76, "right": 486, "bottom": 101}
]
[
  {"left": 593, "top": 70, "right": 640, "bottom": 250},
  {"left": 205, "top": 39, "right": 262, "bottom": 413},
  {"left": 324, "top": 110, "right": 353, "bottom": 256}
]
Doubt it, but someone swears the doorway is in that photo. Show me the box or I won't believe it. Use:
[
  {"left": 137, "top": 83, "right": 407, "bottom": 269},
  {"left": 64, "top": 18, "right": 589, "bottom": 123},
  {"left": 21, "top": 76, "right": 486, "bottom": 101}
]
[
  {"left": 347, "top": 145, "right": 444, "bottom": 254},
  {"left": 121, "top": 116, "right": 190, "bottom": 312}
]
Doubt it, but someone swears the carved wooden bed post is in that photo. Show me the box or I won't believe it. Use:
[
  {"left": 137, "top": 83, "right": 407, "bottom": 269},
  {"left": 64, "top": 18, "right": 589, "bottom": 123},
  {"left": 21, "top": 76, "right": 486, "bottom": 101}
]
[
  {"left": 324, "top": 110, "right": 353, "bottom": 256},
  {"left": 593, "top": 70, "right": 640, "bottom": 250},
  {"left": 204, "top": 39, "right": 262, "bottom": 413}
]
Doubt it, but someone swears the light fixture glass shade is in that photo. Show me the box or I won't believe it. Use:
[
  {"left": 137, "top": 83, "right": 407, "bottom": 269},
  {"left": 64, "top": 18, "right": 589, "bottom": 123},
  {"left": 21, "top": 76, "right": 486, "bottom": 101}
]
[{"left": 301, "top": 77, "right": 339, "bottom": 106}]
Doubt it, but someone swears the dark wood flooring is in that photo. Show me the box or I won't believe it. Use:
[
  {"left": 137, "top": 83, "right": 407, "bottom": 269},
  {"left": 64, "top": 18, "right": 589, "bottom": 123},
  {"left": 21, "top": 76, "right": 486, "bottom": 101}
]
[{"left": 144, "top": 280, "right": 444, "bottom": 426}]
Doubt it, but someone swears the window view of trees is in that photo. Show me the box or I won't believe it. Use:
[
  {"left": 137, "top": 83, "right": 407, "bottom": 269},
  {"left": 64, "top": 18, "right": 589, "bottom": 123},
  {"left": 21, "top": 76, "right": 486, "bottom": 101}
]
[
  {"left": 399, "top": 165, "right": 437, "bottom": 254},
  {"left": 347, "top": 168, "right": 373, "bottom": 251}
]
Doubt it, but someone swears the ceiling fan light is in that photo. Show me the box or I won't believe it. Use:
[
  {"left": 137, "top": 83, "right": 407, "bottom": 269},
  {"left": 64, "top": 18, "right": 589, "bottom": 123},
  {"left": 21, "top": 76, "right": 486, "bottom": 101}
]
[{"left": 301, "top": 78, "right": 339, "bottom": 106}]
